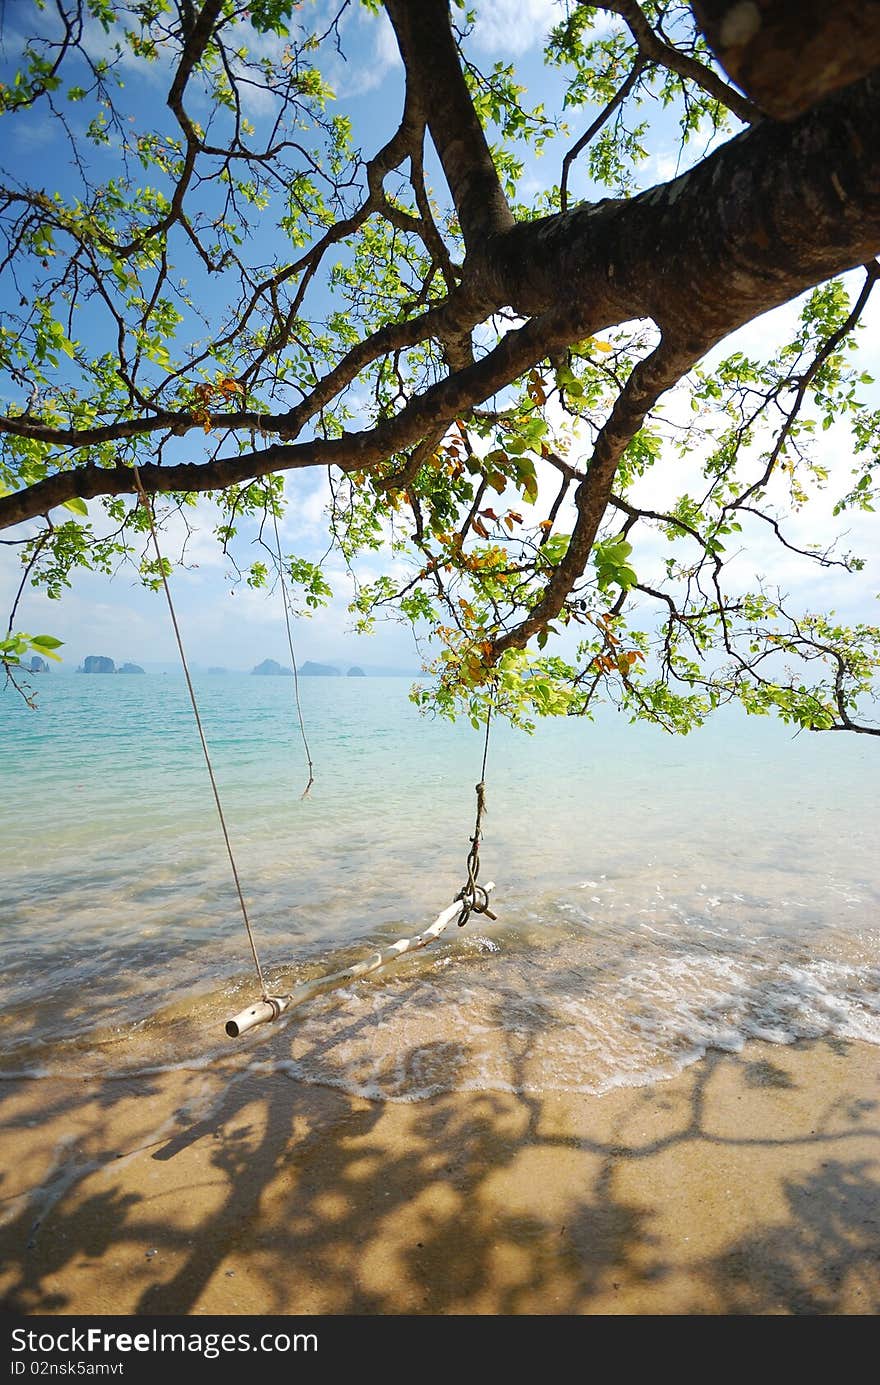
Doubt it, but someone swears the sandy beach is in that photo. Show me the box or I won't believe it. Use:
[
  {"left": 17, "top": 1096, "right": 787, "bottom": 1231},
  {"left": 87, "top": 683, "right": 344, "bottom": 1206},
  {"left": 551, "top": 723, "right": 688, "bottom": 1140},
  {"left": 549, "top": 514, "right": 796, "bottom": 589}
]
[{"left": 0, "top": 1037, "right": 877, "bottom": 1316}]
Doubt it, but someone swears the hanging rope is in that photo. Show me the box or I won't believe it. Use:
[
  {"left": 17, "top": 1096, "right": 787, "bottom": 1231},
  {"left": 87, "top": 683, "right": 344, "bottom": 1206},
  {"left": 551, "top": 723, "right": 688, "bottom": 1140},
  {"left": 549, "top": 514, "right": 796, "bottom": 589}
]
[
  {"left": 456, "top": 685, "right": 498, "bottom": 928},
  {"left": 269, "top": 489, "right": 315, "bottom": 798},
  {"left": 130, "top": 464, "right": 269, "bottom": 1000}
]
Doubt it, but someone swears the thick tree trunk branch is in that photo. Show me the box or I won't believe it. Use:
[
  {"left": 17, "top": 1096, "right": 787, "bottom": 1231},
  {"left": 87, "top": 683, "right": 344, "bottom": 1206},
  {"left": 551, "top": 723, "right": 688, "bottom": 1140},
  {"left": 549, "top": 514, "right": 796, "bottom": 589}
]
[
  {"left": 0, "top": 313, "right": 561, "bottom": 527},
  {"left": 493, "top": 340, "right": 693, "bottom": 656},
  {"left": 692, "top": 0, "right": 880, "bottom": 119},
  {"left": 692, "top": 0, "right": 880, "bottom": 120},
  {"left": 383, "top": 0, "right": 514, "bottom": 251},
  {"left": 489, "top": 71, "right": 880, "bottom": 348}
]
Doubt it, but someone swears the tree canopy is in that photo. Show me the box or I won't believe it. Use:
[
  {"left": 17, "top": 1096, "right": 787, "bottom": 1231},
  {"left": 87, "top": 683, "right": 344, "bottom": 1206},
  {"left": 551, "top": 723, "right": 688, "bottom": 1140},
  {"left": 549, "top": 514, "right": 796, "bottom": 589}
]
[{"left": 1, "top": 0, "right": 879, "bottom": 732}]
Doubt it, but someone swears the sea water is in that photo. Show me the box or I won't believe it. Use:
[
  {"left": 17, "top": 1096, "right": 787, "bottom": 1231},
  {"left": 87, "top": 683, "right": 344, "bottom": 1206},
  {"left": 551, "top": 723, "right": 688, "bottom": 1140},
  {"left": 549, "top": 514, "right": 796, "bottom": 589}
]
[{"left": 0, "top": 673, "right": 877, "bottom": 1098}]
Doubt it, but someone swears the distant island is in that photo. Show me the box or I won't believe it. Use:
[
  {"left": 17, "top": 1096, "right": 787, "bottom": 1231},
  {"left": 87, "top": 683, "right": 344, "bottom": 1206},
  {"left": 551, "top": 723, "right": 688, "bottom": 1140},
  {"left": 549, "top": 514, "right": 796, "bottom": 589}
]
[
  {"left": 28, "top": 655, "right": 50, "bottom": 674},
  {"left": 79, "top": 655, "right": 115, "bottom": 674},
  {"left": 77, "top": 655, "right": 146, "bottom": 674},
  {"left": 251, "top": 659, "right": 368, "bottom": 676},
  {"left": 67, "top": 654, "right": 411, "bottom": 677},
  {"left": 245, "top": 661, "right": 413, "bottom": 677},
  {"left": 251, "top": 658, "right": 293, "bottom": 676},
  {"left": 299, "top": 661, "right": 341, "bottom": 676}
]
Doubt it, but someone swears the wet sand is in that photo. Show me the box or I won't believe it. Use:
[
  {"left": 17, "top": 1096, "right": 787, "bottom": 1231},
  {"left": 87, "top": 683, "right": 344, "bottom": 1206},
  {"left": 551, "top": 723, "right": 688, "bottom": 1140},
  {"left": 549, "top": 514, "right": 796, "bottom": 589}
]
[{"left": 1, "top": 1038, "right": 878, "bottom": 1316}]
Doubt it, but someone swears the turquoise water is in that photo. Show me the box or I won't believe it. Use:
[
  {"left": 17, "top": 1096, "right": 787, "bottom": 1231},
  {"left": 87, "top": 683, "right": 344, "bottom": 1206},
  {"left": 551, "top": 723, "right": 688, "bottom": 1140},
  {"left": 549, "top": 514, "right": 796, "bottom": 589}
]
[{"left": 1, "top": 672, "right": 878, "bottom": 1097}]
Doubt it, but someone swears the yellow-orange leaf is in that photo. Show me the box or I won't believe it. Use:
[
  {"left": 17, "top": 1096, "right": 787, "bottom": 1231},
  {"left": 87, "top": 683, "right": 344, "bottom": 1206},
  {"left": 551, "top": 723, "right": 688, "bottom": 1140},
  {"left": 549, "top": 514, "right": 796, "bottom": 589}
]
[{"left": 527, "top": 370, "right": 547, "bottom": 405}]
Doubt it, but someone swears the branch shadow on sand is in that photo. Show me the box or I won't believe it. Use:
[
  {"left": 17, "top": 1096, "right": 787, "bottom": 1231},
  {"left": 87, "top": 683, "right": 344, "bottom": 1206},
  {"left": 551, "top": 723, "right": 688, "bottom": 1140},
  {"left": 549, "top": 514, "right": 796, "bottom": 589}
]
[{"left": 0, "top": 992, "right": 878, "bottom": 1316}]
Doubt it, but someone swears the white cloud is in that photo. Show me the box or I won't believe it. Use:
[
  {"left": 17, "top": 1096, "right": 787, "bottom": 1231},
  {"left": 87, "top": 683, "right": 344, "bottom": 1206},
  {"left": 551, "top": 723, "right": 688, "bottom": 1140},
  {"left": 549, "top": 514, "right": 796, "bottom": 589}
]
[
  {"left": 280, "top": 469, "right": 331, "bottom": 539},
  {"left": 4, "top": 112, "right": 56, "bottom": 151},
  {"left": 366, "top": 6, "right": 404, "bottom": 89},
  {"left": 469, "top": 0, "right": 560, "bottom": 57},
  {"left": 320, "top": 3, "right": 402, "bottom": 100}
]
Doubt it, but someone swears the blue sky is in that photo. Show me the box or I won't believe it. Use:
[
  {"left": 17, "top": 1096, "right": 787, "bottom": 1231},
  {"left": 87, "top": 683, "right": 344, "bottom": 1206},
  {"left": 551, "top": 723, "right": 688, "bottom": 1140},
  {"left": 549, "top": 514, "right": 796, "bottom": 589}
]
[{"left": 1, "top": 0, "right": 877, "bottom": 675}]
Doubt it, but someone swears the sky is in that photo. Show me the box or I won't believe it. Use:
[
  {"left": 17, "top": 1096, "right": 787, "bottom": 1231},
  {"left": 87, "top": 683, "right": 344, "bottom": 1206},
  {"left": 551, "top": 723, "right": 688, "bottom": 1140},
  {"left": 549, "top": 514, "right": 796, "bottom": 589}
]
[{"left": 1, "top": 0, "right": 877, "bottom": 676}]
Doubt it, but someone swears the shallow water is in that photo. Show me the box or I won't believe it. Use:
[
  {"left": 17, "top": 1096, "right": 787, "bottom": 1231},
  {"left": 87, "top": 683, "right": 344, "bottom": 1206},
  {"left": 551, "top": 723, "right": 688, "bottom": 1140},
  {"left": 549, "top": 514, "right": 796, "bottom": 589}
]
[{"left": 1, "top": 673, "right": 877, "bottom": 1096}]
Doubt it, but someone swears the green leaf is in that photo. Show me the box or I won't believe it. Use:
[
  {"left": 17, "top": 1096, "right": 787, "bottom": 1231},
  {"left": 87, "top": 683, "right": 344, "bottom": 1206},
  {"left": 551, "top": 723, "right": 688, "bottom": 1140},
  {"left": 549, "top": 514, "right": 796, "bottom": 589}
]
[{"left": 63, "top": 497, "right": 89, "bottom": 516}]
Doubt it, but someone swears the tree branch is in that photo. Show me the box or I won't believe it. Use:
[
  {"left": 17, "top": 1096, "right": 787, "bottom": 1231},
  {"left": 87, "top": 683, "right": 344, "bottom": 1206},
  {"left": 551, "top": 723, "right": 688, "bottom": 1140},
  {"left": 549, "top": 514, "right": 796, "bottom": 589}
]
[
  {"left": 560, "top": 57, "right": 646, "bottom": 212},
  {"left": 490, "top": 72, "right": 880, "bottom": 337},
  {"left": 728, "top": 260, "right": 880, "bottom": 513},
  {"left": 383, "top": 0, "right": 514, "bottom": 251},
  {"left": 493, "top": 337, "right": 694, "bottom": 656},
  {"left": 0, "top": 310, "right": 561, "bottom": 527},
  {"left": 595, "top": 0, "right": 760, "bottom": 124}
]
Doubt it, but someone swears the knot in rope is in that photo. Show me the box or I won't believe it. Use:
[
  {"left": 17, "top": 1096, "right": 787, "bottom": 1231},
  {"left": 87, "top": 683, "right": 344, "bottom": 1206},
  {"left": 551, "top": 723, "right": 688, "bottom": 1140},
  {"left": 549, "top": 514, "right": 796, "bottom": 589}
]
[{"left": 456, "top": 779, "right": 497, "bottom": 927}]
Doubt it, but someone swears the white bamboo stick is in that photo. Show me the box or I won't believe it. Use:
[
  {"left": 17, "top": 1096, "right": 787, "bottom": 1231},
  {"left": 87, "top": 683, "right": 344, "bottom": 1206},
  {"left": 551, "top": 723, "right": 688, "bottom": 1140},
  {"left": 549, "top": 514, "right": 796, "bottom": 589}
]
[
  {"left": 225, "top": 883, "right": 495, "bottom": 1039},
  {"left": 225, "top": 997, "right": 288, "bottom": 1038}
]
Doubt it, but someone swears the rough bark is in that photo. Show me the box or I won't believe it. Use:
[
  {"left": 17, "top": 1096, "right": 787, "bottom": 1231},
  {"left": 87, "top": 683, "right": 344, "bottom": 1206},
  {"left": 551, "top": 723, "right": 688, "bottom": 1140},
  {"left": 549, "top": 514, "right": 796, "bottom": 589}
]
[
  {"left": 692, "top": 0, "right": 880, "bottom": 119},
  {"left": 488, "top": 71, "right": 880, "bottom": 348}
]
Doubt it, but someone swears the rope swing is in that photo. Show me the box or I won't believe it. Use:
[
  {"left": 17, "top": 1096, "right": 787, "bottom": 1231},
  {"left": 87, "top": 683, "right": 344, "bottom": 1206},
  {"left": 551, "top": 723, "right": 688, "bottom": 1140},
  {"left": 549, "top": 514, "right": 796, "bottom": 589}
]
[
  {"left": 225, "top": 883, "right": 496, "bottom": 1037},
  {"left": 225, "top": 694, "right": 500, "bottom": 1038},
  {"left": 130, "top": 463, "right": 498, "bottom": 1041}
]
